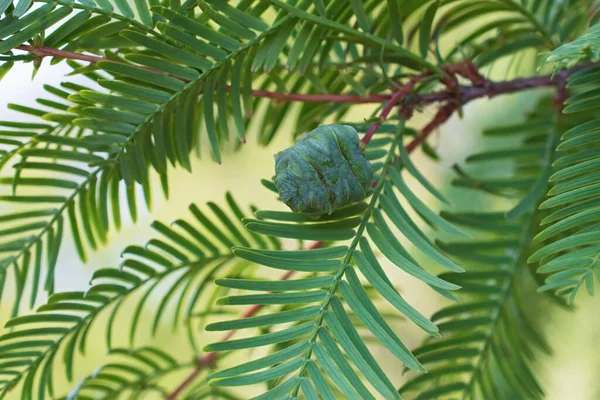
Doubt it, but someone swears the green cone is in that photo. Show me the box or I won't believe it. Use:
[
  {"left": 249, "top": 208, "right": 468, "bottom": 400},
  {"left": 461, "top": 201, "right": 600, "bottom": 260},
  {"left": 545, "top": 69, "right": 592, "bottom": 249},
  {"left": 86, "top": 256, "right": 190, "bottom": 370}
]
[{"left": 274, "top": 124, "right": 374, "bottom": 218}]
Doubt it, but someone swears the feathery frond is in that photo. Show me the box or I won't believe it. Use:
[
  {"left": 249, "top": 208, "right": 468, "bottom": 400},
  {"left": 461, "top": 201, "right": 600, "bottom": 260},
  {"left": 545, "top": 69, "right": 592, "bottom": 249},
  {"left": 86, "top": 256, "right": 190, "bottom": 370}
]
[
  {"left": 0, "top": 0, "right": 156, "bottom": 70},
  {"left": 0, "top": 194, "right": 266, "bottom": 399},
  {"left": 540, "top": 19, "right": 600, "bottom": 71},
  {"left": 204, "top": 120, "right": 466, "bottom": 399},
  {"left": 401, "top": 99, "right": 556, "bottom": 399},
  {"left": 0, "top": 89, "right": 157, "bottom": 313},
  {"left": 1, "top": 0, "right": 600, "bottom": 398},
  {"left": 0, "top": 1, "right": 442, "bottom": 310},
  {"left": 61, "top": 346, "right": 194, "bottom": 400},
  {"left": 530, "top": 65, "right": 600, "bottom": 303},
  {"left": 395, "top": 0, "right": 590, "bottom": 69}
]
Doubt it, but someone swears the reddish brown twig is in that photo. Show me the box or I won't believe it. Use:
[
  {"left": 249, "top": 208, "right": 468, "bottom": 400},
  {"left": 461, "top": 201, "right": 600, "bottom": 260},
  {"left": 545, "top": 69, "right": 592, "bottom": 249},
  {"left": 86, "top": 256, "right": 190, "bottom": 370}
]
[
  {"left": 243, "top": 89, "right": 391, "bottom": 104},
  {"left": 360, "top": 90, "right": 407, "bottom": 146},
  {"left": 15, "top": 44, "right": 108, "bottom": 64},
  {"left": 360, "top": 72, "right": 430, "bottom": 146},
  {"left": 552, "top": 71, "right": 570, "bottom": 113},
  {"left": 361, "top": 61, "right": 500, "bottom": 147},
  {"left": 400, "top": 63, "right": 475, "bottom": 153},
  {"left": 405, "top": 103, "right": 460, "bottom": 153},
  {"left": 443, "top": 60, "right": 487, "bottom": 87},
  {"left": 11, "top": 43, "right": 594, "bottom": 109}
]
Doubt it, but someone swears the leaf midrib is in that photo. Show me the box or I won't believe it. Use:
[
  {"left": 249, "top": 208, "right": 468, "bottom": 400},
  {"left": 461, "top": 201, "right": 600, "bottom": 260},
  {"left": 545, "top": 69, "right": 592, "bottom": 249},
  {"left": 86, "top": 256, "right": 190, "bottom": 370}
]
[
  {"left": 461, "top": 126, "right": 558, "bottom": 399},
  {"left": 36, "top": 0, "right": 159, "bottom": 38},
  {"left": 101, "top": 8, "right": 302, "bottom": 169},
  {"left": 289, "top": 122, "right": 405, "bottom": 397},
  {"left": 498, "top": 0, "right": 557, "bottom": 48},
  {"left": 0, "top": 0, "right": 167, "bottom": 290}
]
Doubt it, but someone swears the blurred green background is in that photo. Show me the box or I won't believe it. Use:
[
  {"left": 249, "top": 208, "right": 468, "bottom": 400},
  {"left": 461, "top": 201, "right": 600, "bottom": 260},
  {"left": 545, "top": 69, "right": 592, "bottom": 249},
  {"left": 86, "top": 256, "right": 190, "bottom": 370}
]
[{"left": 0, "top": 56, "right": 599, "bottom": 399}]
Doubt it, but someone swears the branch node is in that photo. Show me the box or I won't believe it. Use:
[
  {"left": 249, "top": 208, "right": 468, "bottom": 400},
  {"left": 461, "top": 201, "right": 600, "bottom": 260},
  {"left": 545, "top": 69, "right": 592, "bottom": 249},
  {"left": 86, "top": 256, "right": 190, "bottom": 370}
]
[{"left": 553, "top": 75, "right": 570, "bottom": 113}]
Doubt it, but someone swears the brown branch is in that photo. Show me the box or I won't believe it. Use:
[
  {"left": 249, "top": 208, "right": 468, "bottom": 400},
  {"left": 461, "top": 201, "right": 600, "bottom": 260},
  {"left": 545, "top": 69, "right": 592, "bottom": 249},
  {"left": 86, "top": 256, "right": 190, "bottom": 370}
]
[
  {"left": 397, "top": 61, "right": 596, "bottom": 153},
  {"left": 405, "top": 103, "right": 460, "bottom": 153},
  {"left": 12, "top": 43, "right": 596, "bottom": 108},
  {"left": 243, "top": 89, "right": 391, "bottom": 104},
  {"left": 16, "top": 44, "right": 108, "bottom": 64},
  {"left": 15, "top": 43, "right": 393, "bottom": 104},
  {"left": 363, "top": 61, "right": 488, "bottom": 147},
  {"left": 360, "top": 90, "right": 407, "bottom": 146},
  {"left": 248, "top": 61, "right": 592, "bottom": 107}
]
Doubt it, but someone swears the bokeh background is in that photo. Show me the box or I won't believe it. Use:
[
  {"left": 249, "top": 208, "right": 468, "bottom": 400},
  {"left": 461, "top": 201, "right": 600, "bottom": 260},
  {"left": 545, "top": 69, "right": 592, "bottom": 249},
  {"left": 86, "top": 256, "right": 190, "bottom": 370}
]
[{"left": 0, "top": 54, "right": 599, "bottom": 399}]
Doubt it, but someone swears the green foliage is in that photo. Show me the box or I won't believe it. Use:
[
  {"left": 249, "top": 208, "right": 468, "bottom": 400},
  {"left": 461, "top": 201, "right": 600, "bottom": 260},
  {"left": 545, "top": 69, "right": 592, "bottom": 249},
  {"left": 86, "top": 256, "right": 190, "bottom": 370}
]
[
  {"left": 540, "top": 23, "right": 600, "bottom": 71},
  {"left": 0, "top": 0, "right": 599, "bottom": 399},
  {"left": 401, "top": 104, "right": 556, "bottom": 399},
  {"left": 63, "top": 347, "right": 194, "bottom": 399},
  {"left": 0, "top": 195, "right": 264, "bottom": 399},
  {"left": 530, "top": 66, "right": 600, "bottom": 303},
  {"left": 205, "top": 122, "right": 465, "bottom": 399},
  {"left": 62, "top": 345, "right": 244, "bottom": 400}
]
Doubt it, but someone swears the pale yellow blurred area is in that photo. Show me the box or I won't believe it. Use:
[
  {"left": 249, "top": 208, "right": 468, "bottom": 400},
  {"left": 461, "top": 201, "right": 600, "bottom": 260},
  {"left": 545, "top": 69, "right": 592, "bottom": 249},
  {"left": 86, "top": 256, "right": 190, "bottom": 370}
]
[{"left": 0, "top": 53, "right": 598, "bottom": 400}]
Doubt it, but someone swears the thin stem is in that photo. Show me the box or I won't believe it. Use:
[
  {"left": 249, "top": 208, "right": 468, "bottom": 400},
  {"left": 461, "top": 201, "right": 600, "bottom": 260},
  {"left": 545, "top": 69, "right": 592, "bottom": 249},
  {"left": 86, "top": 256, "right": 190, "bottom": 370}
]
[
  {"left": 360, "top": 72, "right": 429, "bottom": 146},
  {"left": 16, "top": 44, "right": 108, "bottom": 64},
  {"left": 462, "top": 119, "right": 559, "bottom": 399},
  {"left": 242, "top": 89, "right": 390, "bottom": 104},
  {"left": 11, "top": 41, "right": 596, "bottom": 108},
  {"left": 165, "top": 365, "right": 204, "bottom": 400},
  {"left": 289, "top": 120, "right": 407, "bottom": 397},
  {"left": 404, "top": 103, "right": 459, "bottom": 153},
  {"left": 499, "top": 0, "right": 557, "bottom": 48},
  {"left": 360, "top": 90, "right": 407, "bottom": 146}
]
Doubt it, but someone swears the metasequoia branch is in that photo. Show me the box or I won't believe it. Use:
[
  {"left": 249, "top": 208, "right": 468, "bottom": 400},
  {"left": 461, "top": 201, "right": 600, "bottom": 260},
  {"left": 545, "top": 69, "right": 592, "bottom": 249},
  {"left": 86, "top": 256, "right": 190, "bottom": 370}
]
[
  {"left": 13, "top": 43, "right": 591, "bottom": 399},
  {"left": 162, "top": 62, "right": 588, "bottom": 399},
  {"left": 360, "top": 72, "right": 429, "bottom": 145},
  {"left": 13, "top": 43, "right": 595, "bottom": 107},
  {"left": 165, "top": 97, "right": 468, "bottom": 398}
]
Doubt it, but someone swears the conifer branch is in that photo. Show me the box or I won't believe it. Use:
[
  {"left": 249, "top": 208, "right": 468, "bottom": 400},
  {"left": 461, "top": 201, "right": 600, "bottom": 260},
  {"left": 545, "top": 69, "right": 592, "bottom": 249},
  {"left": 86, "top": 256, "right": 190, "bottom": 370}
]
[
  {"left": 11, "top": 42, "right": 596, "bottom": 109},
  {"left": 164, "top": 81, "right": 473, "bottom": 395},
  {"left": 2, "top": 2, "right": 597, "bottom": 399}
]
